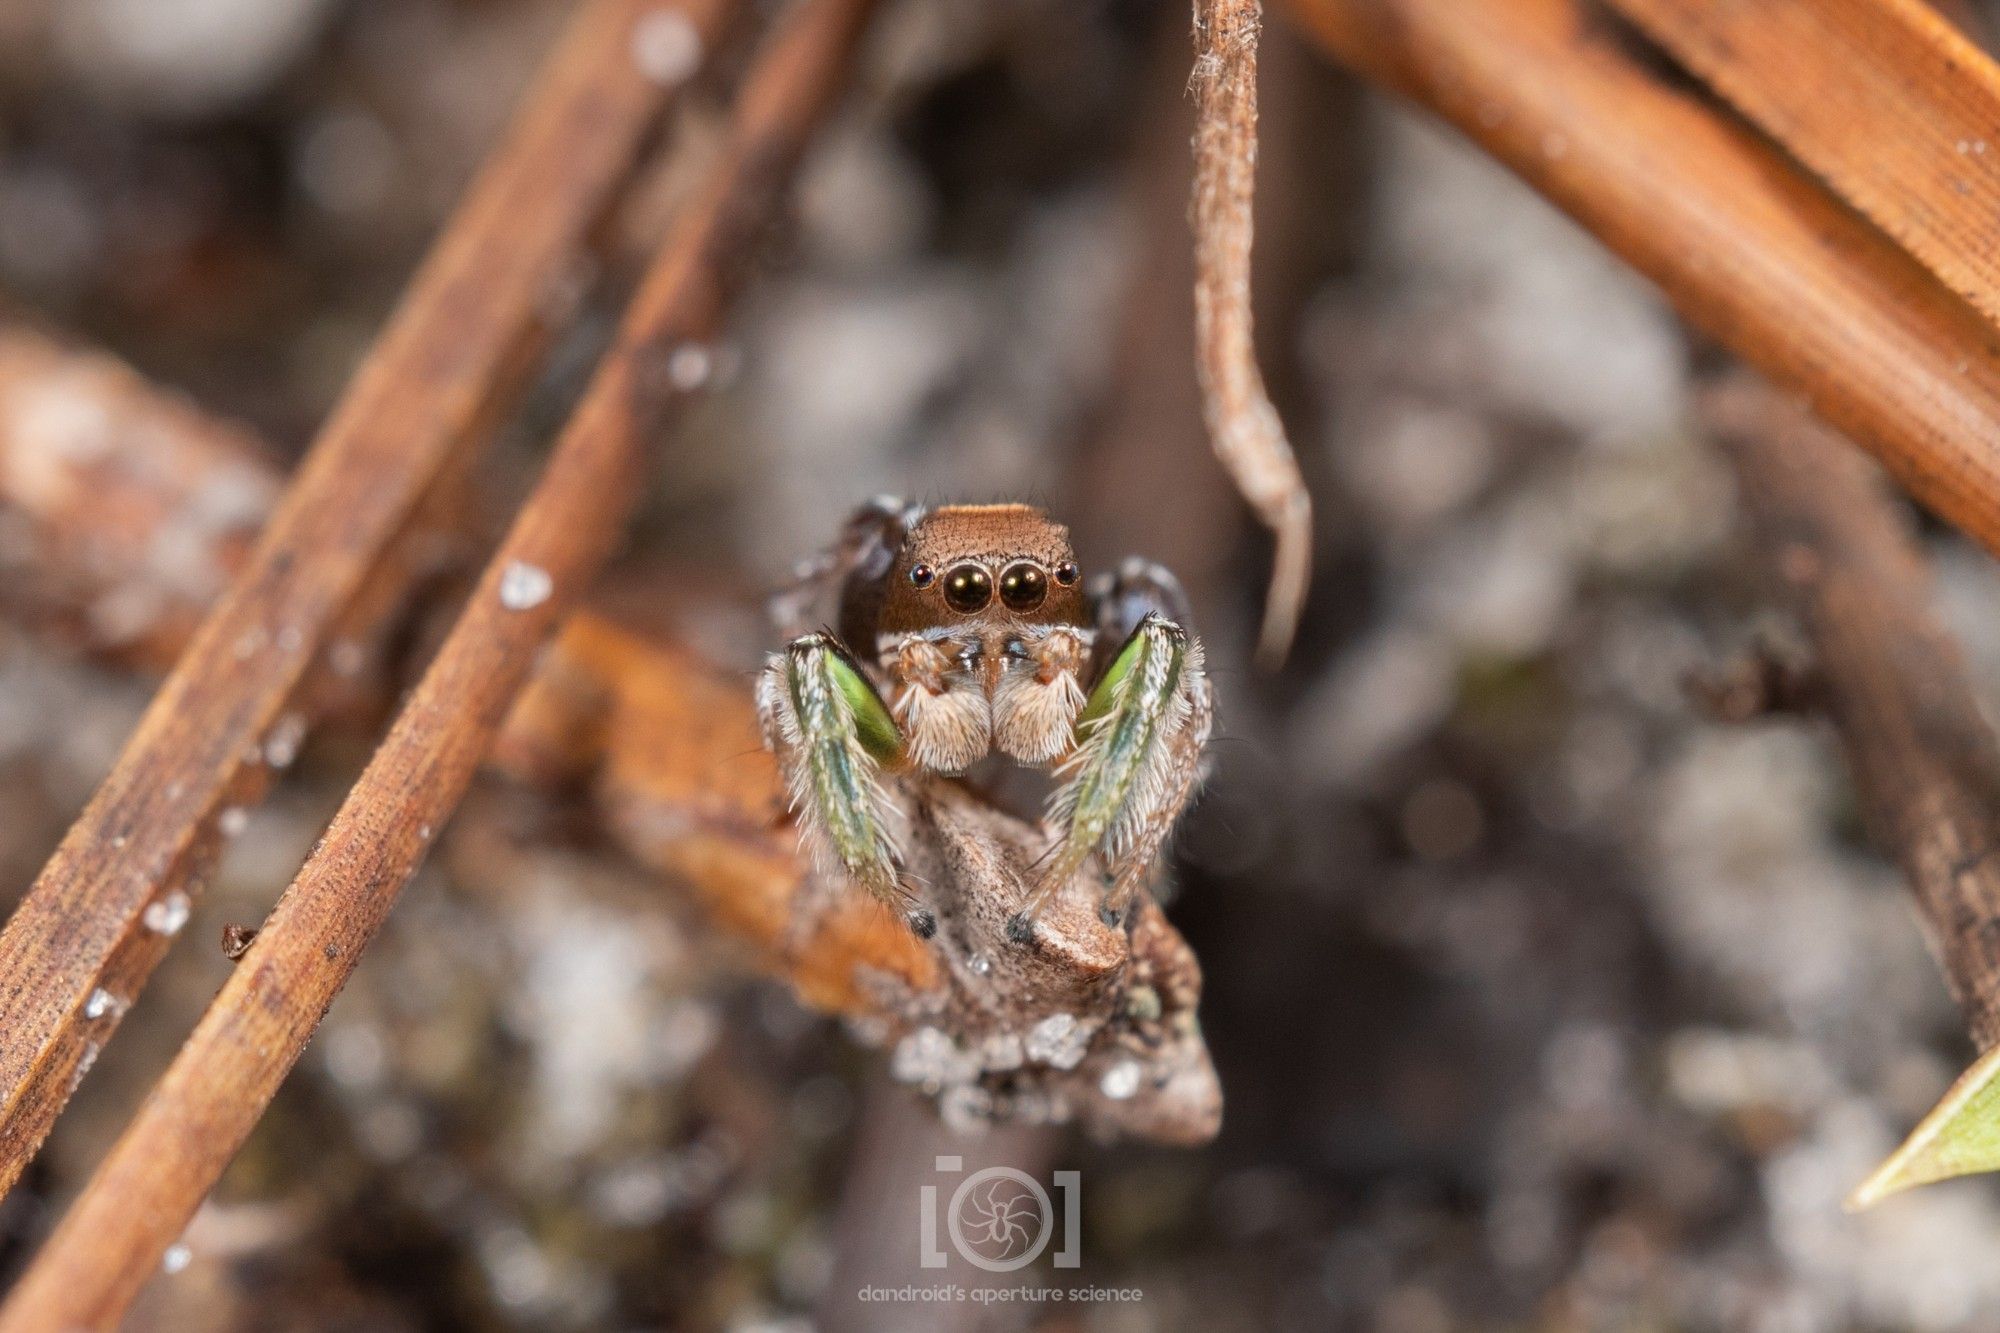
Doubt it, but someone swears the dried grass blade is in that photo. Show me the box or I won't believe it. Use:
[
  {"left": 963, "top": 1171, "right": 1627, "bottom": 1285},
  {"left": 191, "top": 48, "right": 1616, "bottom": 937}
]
[
  {"left": 0, "top": 0, "right": 734, "bottom": 1198},
  {"left": 1607, "top": 0, "right": 2000, "bottom": 334}
]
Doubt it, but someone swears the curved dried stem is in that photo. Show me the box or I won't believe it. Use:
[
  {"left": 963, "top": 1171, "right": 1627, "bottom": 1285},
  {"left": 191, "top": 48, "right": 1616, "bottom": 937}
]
[{"left": 1191, "top": 0, "right": 1313, "bottom": 666}]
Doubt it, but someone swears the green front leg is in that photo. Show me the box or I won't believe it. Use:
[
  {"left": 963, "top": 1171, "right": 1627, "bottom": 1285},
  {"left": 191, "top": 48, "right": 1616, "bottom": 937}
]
[
  {"left": 773, "top": 633, "right": 929, "bottom": 932},
  {"left": 1010, "top": 615, "right": 1200, "bottom": 940}
]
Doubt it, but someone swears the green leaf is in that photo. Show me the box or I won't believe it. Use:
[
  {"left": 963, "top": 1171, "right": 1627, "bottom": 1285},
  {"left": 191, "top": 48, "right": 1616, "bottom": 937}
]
[{"left": 1850, "top": 1041, "right": 2000, "bottom": 1209}]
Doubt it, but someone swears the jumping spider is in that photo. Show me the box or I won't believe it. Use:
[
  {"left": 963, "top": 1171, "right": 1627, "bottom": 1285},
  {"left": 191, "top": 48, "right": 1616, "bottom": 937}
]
[{"left": 757, "top": 499, "right": 1213, "bottom": 944}]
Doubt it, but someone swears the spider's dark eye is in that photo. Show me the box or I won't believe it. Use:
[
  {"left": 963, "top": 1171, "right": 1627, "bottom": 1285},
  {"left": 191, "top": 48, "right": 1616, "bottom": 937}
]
[
  {"left": 941, "top": 563, "right": 992, "bottom": 613},
  {"left": 999, "top": 562, "right": 1048, "bottom": 612},
  {"left": 908, "top": 563, "right": 935, "bottom": 589},
  {"left": 1053, "top": 561, "right": 1080, "bottom": 587}
]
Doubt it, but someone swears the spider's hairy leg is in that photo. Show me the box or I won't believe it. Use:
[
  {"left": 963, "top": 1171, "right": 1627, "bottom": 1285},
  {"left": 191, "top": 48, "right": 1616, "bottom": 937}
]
[
  {"left": 757, "top": 632, "right": 934, "bottom": 937},
  {"left": 768, "top": 495, "right": 918, "bottom": 639},
  {"left": 1008, "top": 614, "right": 1212, "bottom": 942}
]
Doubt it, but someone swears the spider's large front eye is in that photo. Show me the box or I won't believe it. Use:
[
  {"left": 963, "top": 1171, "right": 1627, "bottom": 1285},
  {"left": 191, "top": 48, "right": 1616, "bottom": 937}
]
[
  {"left": 941, "top": 563, "right": 992, "bottom": 613},
  {"left": 999, "top": 562, "right": 1048, "bottom": 612}
]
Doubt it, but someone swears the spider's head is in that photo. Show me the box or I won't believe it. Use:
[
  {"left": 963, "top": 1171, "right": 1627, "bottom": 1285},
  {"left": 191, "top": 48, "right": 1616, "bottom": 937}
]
[{"left": 878, "top": 504, "right": 1088, "bottom": 634}]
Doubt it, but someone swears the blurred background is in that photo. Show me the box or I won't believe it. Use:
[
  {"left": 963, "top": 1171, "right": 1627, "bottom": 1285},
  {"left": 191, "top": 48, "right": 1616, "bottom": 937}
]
[{"left": 5, "top": 0, "right": 2000, "bottom": 1327}]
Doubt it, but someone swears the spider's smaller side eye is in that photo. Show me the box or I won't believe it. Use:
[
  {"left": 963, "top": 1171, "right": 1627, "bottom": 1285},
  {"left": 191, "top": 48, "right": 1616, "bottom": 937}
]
[
  {"left": 908, "top": 563, "right": 935, "bottom": 588},
  {"left": 1054, "top": 561, "right": 1080, "bottom": 587}
]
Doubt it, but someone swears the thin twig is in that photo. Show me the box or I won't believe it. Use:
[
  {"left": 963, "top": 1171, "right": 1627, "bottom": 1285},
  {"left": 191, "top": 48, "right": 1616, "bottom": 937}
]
[
  {"left": 1191, "top": 0, "right": 1313, "bottom": 666},
  {"left": 1706, "top": 375, "right": 2000, "bottom": 1047},
  {"left": 0, "top": 0, "right": 876, "bottom": 1323},
  {"left": 0, "top": 0, "right": 736, "bottom": 1200},
  {"left": 1606, "top": 0, "right": 2000, "bottom": 332},
  {"left": 1280, "top": 0, "right": 2000, "bottom": 571}
]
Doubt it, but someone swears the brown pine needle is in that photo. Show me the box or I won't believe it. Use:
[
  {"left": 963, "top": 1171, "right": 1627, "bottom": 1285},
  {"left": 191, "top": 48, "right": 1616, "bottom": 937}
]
[
  {"left": 0, "top": 0, "right": 735, "bottom": 1204},
  {"left": 1191, "top": 0, "right": 1313, "bottom": 668}
]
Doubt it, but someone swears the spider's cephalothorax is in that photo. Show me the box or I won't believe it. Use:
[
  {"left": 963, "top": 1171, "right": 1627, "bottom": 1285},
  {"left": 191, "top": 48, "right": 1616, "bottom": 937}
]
[{"left": 756, "top": 499, "right": 1212, "bottom": 943}]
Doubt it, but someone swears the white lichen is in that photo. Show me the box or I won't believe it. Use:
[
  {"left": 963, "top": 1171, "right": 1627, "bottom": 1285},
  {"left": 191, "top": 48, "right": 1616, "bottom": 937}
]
[
  {"left": 1099, "top": 1059, "right": 1142, "bottom": 1101},
  {"left": 1024, "top": 1013, "right": 1090, "bottom": 1070}
]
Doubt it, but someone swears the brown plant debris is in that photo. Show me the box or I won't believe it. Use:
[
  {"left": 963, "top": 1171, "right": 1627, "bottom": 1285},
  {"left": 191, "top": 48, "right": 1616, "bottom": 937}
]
[
  {"left": 218, "top": 924, "right": 258, "bottom": 963},
  {"left": 1190, "top": 0, "right": 1313, "bottom": 665},
  {"left": 1707, "top": 374, "right": 2000, "bottom": 1048},
  {"left": 1607, "top": 0, "right": 2000, "bottom": 333},
  {"left": 1283, "top": 0, "right": 2000, "bottom": 573},
  {"left": 0, "top": 0, "right": 735, "bottom": 1203}
]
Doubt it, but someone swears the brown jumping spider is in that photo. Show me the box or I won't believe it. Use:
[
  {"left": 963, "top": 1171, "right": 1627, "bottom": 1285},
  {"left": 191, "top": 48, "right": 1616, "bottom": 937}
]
[{"left": 757, "top": 499, "right": 1213, "bottom": 944}]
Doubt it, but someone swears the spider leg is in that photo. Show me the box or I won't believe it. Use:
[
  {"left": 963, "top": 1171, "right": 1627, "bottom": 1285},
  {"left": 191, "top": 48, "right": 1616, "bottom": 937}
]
[
  {"left": 1087, "top": 557, "right": 1193, "bottom": 679},
  {"left": 1008, "top": 609, "right": 1212, "bottom": 941},
  {"left": 768, "top": 496, "right": 922, "bottom": 641},
  {"left": 757, "top": 631, "right": 934, "bottom": 936}
]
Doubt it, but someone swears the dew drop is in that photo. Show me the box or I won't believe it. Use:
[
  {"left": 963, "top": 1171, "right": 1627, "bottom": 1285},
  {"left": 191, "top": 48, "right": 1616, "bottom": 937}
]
[
  {"left": 329, "top": 638, "right": 366, "bottom": 678},
  {"left": 161, "top": 1243, "right": 192, "bottom": 1275},
  {"left": 498, "top": 561, "right": 552, "bottom": 611},
  {"left": 264, "top": 712, "right": 308, "bottom": 769},
  {"left": 83, "top": 987, "right": 123, "bottom": 1020},
  {"left": 69, "top": 1040, "right": 100, "bottom": 1093},
  {"left": 631, "top": 10, "right": 703, "bottom": 86},
  {"left": 144, "top": 890, "right": 192, "bottom": 937},
  {"left": 218, "top": 806, "right": 249, "bottom": 838},
  {"left": 666, "top": 342, "right": 712, "bottom": 390}
]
